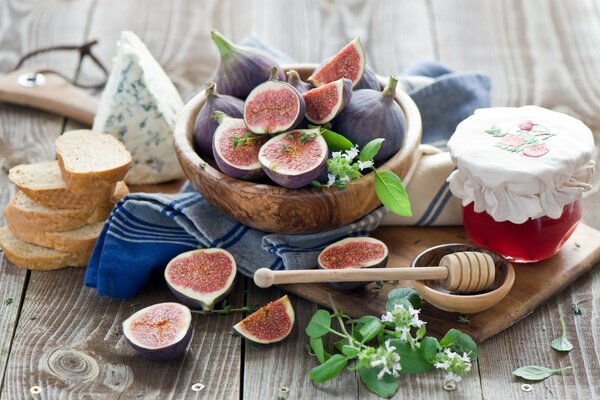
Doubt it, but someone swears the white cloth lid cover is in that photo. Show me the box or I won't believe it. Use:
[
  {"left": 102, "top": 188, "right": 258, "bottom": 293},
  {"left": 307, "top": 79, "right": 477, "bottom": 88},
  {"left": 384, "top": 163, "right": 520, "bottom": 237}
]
[{"left": 447, "top": 106, "right": 595, "bottom": 223}]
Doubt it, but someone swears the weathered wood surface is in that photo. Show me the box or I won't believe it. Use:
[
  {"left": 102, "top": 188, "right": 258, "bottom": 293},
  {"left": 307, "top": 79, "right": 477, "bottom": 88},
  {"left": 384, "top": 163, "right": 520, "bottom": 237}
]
[{"left": 1, "top": 1, "right": 600, "bottom": 399}]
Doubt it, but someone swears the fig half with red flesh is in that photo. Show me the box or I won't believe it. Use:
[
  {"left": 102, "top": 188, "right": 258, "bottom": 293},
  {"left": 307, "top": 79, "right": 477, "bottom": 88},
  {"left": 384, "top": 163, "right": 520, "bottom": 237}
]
[
  {"left": 212, "top": 111, "right": 268, "bottom": 180},
  {"left": 318, "top": 237, "right": 389, "bottom": 290},
  {"left": 303, "top": 78, "right": 353, "bottom": 125},
  {"left": 165, "top": 248, "right": 237, "bottom": 311},
  {"left": 244, "top": 68, "right": 305, "bottom": 134},
  {"left": 122, "top": 302, "right": 192, "bottom": 361},
  {"left": 258, "top": 128, "right": 328, "bottom": 189},
  {"left": 307, "top": 37, "right": 366, "bottom": 88},
  {"left": 233, "top": 295, "right": 295, "bottom": 344}
]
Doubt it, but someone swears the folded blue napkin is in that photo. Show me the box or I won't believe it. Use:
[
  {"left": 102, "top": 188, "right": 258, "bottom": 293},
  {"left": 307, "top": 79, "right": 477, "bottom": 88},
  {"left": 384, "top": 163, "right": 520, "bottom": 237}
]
[{"left": 85, "top": 40, "right": 491, "bottom": 299}]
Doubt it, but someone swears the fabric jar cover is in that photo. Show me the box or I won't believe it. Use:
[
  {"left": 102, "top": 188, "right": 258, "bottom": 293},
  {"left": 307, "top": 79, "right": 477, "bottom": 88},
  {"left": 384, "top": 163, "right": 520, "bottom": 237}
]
[{"left": 447, "top": 106, "right": 595, "bottom": 224}]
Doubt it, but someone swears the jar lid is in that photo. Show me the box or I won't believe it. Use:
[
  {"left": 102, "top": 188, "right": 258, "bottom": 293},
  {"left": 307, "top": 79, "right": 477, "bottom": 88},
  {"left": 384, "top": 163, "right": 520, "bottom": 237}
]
[{"left": 447, "top": 106, "right": 595, "bottom": 223}]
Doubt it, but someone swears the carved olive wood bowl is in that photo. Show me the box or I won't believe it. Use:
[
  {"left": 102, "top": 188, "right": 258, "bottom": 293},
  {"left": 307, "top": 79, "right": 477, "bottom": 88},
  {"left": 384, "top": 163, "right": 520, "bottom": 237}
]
[
  {"left": 410, "top": 244, "right": 516, "bottom": 314},
  {"left": 174, "top": 64, "right": 422, "bottom": 233}
]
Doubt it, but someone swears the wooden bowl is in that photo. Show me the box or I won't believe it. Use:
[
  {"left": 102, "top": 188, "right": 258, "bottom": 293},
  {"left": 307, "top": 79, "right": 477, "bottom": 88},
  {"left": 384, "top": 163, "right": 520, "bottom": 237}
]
[
  {"left": 174, "top": 64, "right": 422, "bottom": 233},
  {"left": 410, "top": 244, "right": 515, "bottom": 314}
]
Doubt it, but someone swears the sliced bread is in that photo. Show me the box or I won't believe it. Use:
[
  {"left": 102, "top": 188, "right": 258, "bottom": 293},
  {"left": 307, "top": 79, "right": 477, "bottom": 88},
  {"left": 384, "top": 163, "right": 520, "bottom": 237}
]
[
  {"left": 7, "top": 220, "right": 103, "bottom": 253},
  {"left": 0, "top": 226, "right": 90, "bottom": 270},
  {"left": 9, "top": 160, "right": 115, "bottom": 209},
  {"left": 55, "top": 130, "right": 131, "bottom": 193}
]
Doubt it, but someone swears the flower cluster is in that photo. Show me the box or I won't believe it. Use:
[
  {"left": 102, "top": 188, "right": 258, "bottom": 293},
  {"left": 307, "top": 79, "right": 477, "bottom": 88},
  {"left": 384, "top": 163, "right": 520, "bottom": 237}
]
[
  {"left": 325, "top": 146, "right": 373, "bottom": 188},
  {"left": 434, "top": 348, "right": 472, "bottom": 383},
  {"left": 381, "top": 304, "right": 426, "bottom": 342},
  {"left": 358, "top": 340, "right": 402, "bottom": 380}
]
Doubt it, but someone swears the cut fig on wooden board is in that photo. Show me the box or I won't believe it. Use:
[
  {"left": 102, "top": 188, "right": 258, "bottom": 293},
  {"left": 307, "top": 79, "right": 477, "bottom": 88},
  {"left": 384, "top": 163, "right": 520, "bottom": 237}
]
[
  {"left": 233, "top": 295, "right": 295, "bottom": 344},
  {"left": 122, "top": 302, "right": 192, "bottom": 361},
  {"left": 164, "top": 248, "right": 237, "bottom": 311},
  {"left": 318, "top": 237, "right": 389, "bottom": 290},
  {"left": 307, "top": 37, "right": 366, "bottom": 88},
  {"left": 212, "top": 111, "right": 268, "bottom": 180},
  {"left": 258, "top": 128, "right": 328, "bottom": 189}
]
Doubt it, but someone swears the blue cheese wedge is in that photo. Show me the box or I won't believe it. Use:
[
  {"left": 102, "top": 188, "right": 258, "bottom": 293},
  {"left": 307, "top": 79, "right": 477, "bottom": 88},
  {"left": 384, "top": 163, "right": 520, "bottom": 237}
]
[{"left": 93, "top": 31, "right": 184, "bottom": 184}]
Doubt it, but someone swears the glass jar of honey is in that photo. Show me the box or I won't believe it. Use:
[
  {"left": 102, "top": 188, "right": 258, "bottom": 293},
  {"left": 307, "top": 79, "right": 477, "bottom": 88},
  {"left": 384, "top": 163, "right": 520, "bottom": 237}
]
[{"left": 447, "top": 106, "right": 595, "bottom": 263}]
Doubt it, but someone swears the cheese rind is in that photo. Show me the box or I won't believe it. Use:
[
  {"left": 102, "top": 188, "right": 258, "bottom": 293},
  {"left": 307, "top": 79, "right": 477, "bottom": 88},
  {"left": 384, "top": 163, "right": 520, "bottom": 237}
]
[{"left": 93, "top": 31, "right": 185, "bottom": 185}]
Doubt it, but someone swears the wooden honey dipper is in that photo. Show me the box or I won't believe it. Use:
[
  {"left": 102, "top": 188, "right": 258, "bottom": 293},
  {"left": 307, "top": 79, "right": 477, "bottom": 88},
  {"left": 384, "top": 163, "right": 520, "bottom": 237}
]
[{"left": 254, "top": 251, "right": 496, "bottom": 293}]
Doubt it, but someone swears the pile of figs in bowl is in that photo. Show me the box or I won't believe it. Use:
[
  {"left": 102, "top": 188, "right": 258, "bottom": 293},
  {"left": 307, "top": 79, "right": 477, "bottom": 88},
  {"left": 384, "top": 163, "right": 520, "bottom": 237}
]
[{"left": 174, "top": 31, "right": 422, "bottom": 234}]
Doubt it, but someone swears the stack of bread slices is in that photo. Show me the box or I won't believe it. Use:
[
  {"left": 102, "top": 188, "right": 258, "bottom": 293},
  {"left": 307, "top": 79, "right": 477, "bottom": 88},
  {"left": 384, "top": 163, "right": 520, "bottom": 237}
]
[{"left": 0, "top": 130, "right": 131, "bottom": 270}]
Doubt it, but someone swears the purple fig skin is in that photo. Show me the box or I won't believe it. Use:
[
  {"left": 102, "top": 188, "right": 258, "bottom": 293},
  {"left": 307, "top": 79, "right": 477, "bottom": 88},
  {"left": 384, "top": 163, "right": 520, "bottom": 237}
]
[
  {"left": 304, "top": 78, "right": 353, "bottom": 125},
  {"left": 193, "top": 81, "right": 244, "bottom": 158},
  {"left": 354, "top": 65, "right": 381, "bottom": 90},
  {"left": 286, "top": 69, "right": 313, "bottom": 94},
  {"left": 210, "top": 31, "right": 285, "bottom": 99},
  {"left": 258, "top": 129, "right": 328, "bottom": 189},
  {"left": 212, "top": 112, "right": 267, "bottom": 181},
  {"left": 332, "top": 76, "right": 405, "bottom": 165}
]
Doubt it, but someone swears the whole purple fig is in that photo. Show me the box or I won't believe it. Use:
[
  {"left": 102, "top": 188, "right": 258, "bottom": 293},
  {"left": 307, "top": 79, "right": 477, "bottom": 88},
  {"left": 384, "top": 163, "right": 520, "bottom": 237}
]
[
  {"left": 332, "top": 76, "right": 405, "bottom": 165},
  {"left": 286, "top": 70, "right": 313, "bottom": 94},
  {"left": 210, "top": 31, "right": 285, "bottom": 99},
  {"left": 354, "top": 65, "right": 381, "bottom": 90},
  {"left": 193, "top": 81, "right": 244, "bottom": 158}
]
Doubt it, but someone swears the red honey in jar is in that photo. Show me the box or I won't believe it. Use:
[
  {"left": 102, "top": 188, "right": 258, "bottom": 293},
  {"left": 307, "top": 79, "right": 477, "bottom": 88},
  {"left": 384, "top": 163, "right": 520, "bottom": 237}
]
[{"left": 447, "top": 106, "right": 595, "bottom": 263}]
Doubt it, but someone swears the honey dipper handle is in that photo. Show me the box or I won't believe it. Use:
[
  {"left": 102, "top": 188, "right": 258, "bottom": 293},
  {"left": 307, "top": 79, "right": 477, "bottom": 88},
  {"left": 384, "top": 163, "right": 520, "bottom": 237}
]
[{"left": 253, "top": 267, "right": 449, "bottom": 288}]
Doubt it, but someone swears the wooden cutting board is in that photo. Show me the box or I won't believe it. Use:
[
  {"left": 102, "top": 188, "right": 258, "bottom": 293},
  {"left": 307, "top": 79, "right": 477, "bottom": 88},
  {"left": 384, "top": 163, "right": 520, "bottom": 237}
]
[{"left": 281, "top": 223, "right": 600, "bottom": 343}]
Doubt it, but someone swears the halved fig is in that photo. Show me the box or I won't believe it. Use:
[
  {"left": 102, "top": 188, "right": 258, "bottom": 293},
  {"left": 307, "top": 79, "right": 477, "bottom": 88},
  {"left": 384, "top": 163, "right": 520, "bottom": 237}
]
[
  {"left": 318, "top": 237, "right": 389, "bottom": 290},
  {"left": 165, "top": 248, "right": 237, "bottom": 311},
  {"left": 258, "top": 128, "right": 328, "bottom": 189},
  {"left": 303, "top": 78, "right": 353, "bottom": 125},
  {"left": 212, "top": 111, "right": 268, "bottom": 180},
  {"left": 307, "top": 37, "right": 366, "bottom": 88},
  {"left": 122, "top": 302, "right": 192, "bottom": 361},
  {"left": 244, "top": 67, "right": 305, "bottom": 134},
  {"left": 233, "top": 295, "right": 294, "bottom": 344}
]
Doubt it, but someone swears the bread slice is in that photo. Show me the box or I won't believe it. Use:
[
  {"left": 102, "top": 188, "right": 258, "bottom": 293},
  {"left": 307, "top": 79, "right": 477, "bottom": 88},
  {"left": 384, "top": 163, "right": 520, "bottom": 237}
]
[
  {"left": 0, "top": 226, "right": 89, "bottom": 270},
  {"left": 7, "top": 220, "right": 103, "bottom": 253},
  {"left": 55, "top": 130, "right": 131, "bottom": 193},
  {"left": 9, "top": 161, "right": 115, "bottom": 209}
]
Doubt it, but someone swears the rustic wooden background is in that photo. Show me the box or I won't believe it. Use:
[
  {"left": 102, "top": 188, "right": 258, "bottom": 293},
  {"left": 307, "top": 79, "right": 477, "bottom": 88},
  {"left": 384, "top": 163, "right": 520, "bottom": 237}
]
[{"left": 1, "top": 0, "right": 599, "bottom": 399}]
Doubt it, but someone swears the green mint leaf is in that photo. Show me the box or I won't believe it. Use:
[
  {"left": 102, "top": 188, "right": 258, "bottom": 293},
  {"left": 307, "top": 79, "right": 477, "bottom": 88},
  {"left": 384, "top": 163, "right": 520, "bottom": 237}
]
[
  {"left": 341, "top": 345, "right": 359, "bottom": 359},
  {"left": 354, "top": 316, "right": 384, "bottom": 343},
  {"left": 359, "top": 138, "right": 385, "bottom": 162},
  {"left": 374, "top": 170, "right": 412, "bottom": 217},
  {"left": 418, "top": 336, "right": 440, "bottom": 363},
  {"left": 320, "top": 128, "right": 354, "bottom": 151},
  {"left": 415, "top": 325, "right": 427, "bottom": 341},
  {"left": 309, "top": 354, "right": 348, "bottom": 384},
  {"left": 305, "top": 309, "right": 332, "bottom": 338},
  {"left": 390, "top": 339, "right": 434, "bottom": 374},
  {"left": 551, "top": 318, "right": 573, "bottom": 352},
  {"left": 512, "top": 365, "right": 572, "bottom": 382},
  {"left": 309, "top": 337, "right": 330, "bottom": 363},
  {"left": 439, "top": 328, "right": 478, "bottom": 361},
  {"left": 386, "top": 288, "right": 422, "bottom": 311},
  {"left": 358, "top": 366, "right": 399, "bottom": 398},
  {"left": 311, "top": 180, "right": 322, "bottom": 188}
]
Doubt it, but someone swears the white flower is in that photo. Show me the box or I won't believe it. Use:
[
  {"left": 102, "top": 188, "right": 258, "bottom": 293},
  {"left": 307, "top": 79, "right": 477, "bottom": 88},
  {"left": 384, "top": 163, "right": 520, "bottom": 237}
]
[
  {"left": 435, "top": 361, "right": 450, "bottom": 370},
  {"left": 434, "top": 347, "right": 472, "bottom": 381},
  {"left": 381, "top": 311, "right": 393, "bottom": 322},
  {"left": 331, "top": 151, "right": 342, "bottom": 158},
  {"left": 368, "top": 340, "right": 402, "bottom": 380},
  {"left": 343, "top": 146, "right": 359, "bottom": 161},
  {"left": 357, "top": 160, "right": 374, "bottom": 170},
  {"left": 445, "top": 373, "right": 463, "bottom": 383},
  {"left": 339, "top": 175, "right": 351, "bottom": 183},
  {"left": 395, "top": 326, "right": 411, "bottom": 342},
  {"left": 326, "top": 173, "right": 336, "bottom": 187}
]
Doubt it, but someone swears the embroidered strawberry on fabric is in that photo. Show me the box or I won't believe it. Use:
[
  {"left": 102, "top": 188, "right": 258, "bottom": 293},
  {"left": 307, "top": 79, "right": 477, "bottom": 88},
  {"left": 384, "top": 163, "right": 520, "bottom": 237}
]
[{"left": 484, "top": 120, "right": 554, "bottom": 157}]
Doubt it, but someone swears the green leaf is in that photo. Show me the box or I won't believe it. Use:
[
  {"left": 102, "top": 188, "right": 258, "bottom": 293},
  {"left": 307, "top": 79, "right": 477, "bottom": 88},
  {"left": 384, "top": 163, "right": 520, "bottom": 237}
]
[
  {"left": 390, "top": 339, "right": 434, "bottom": 374},
  {"left": 358, "top": 366, "right": 399, "bottom": 398},
  {"left": 551, "top": 318, "right": 573, "bottom": 352},
  {"left": 309, "top": 354, "right": 348, "bottom": 384},
  {"left": 341, "top": 345, "right": 359, "bottom": 359},
  {"left": 374, "top": 170, "right": 412, "bottom": 217},
  {"left": 334, "top": 338, "right": 351, "bottom": 354},
  {"left": 439, "top": 328, "right": 478, "bottom": 361},
  {"left": 310, "top": 337, "right": 330, "bottom": 363},
  {"left": 305, "top": 310, "right": 332, "bottom": 338},
  {"left": 359, "top": 138, "right": 385, "bottom": 162},
  {"left": 415, "top": 325, "right": 427, "bottom": 341},
  {"left": 320, "top": 128, "right": 354, "bottom": 151},
  {"left": 386, "top": 288, "right": 422, "bottom": 311},
  {"left": 512, "top": 365, "right": 572, "bottom": 382},
  {"left": 354, "top": 316, "right": 384, "bottom": 343},
  {"left": 419, "top": 337, "right": 440, "bottom": 363}
]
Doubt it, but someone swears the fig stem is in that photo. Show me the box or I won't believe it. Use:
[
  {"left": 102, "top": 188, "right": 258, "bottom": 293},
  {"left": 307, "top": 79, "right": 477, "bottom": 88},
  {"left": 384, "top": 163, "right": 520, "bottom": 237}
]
[
  {"left": 211, "top": 110, "right": 229, "bottom": 124},
  {"left": 286, "top": 69, "right": 300, "bottom": 84},
  {"left": 269, "top": 66, "right": 280, "bottom": 81},
  {"left": 205, "top": 81, "right": 217, "bottom": 97},
  {"left": 382, "top": 76, "right": 399, "bottom": 97},
  {"left": 210, "top": 30, "right": 235, "bottom": 55}
]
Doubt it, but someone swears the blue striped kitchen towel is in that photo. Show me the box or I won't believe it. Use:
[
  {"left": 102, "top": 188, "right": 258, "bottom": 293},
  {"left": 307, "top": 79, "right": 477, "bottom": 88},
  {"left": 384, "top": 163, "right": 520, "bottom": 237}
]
[{"left": 84, "top": 184, "right": 385, "bottom": 299}]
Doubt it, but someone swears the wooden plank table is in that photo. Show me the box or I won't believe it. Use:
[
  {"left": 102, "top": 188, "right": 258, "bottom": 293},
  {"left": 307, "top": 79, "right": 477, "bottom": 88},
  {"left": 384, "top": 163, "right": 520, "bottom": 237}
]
[{"left": 1, "top": 1, "right": 599, "bottom": 399}]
